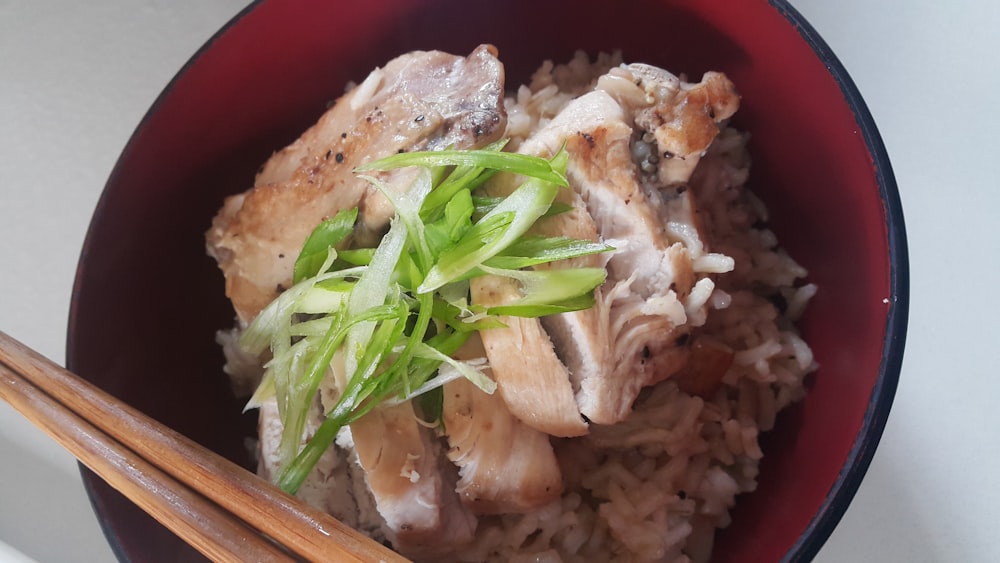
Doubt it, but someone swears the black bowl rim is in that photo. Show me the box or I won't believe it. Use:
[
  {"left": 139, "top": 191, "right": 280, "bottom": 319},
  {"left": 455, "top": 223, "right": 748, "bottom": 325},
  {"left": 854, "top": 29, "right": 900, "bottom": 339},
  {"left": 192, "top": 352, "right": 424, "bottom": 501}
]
[
  {"left": 66, "top": 3, "right": 260, "bottom": 562},
  {"left": 67, "top": 1, "right": 909, "bottom": 561},
  {"left": 769, "top": 0, "right": 909, "bottom": 561}
]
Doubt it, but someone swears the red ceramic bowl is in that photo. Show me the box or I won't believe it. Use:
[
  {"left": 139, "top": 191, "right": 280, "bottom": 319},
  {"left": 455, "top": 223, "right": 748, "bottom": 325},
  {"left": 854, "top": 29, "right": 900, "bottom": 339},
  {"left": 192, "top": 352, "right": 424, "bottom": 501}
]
[{"left": 68, "top": 0, "right": 908, "bottom": 561}]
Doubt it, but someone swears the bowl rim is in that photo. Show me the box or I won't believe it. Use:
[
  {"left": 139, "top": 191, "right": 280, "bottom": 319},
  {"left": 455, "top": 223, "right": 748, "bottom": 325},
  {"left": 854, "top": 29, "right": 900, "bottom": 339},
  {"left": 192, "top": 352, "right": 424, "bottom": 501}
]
[
  {"left": 769, "top": 0, "right": 909, "bottom": 561},
  {"left": 68, "top": 0, "right": 909, "bottom": 561},
  {"left": 67, "top": 4, "right": 260, "bottom": 562}
]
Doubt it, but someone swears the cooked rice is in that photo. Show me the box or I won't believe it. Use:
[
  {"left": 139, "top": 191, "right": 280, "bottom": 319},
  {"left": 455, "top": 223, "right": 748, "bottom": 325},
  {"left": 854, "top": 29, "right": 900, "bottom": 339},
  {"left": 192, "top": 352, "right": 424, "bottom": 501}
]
[
  {"left": 222, "top": 51, "right": 817, "bottom": 563},
  {"left": 445, "top": 52, "right": 817, "bottom": 563}
]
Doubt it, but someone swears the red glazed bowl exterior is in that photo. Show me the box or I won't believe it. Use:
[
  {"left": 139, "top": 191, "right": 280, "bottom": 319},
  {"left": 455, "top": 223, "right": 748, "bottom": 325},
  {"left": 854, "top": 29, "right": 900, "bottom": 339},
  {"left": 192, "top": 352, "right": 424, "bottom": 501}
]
[{"left": 67, "top": 1, "right": 908, "bottom": 561}]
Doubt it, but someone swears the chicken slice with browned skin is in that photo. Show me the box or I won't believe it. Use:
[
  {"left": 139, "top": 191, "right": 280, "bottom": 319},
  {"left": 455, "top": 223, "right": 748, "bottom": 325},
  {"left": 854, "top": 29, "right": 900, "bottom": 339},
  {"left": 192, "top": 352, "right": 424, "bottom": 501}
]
[
  {"left": 501, "top": 65, "right": 738, "bottom": 424},
  {"left": 443, "top": 374, "right": 563, "bottom": 515},
  {"left": 467, "top": 147, "right": 595, "bottom": 438},
  {"left": 256, "top": 398, "right": 384, "bottom": 538},
  {"left": 347, "top": 401, "right": 476, "bottom": 555},
  {"left": 598, "top": 65, "right": 740, "bottom": 187},
  {"left": 469, "top": 274, "right": 588, "bottom": 437},
  {"left": 468, "top": 169, "right": 603, "bottom": 442},
  {"left": 206, "top": 45, "right": 506, "bottom": 323}
]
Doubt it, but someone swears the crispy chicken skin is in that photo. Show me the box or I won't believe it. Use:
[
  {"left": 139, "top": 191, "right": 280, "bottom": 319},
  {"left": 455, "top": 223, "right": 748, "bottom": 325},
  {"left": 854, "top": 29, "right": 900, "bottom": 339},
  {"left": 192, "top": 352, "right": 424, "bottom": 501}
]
[{"left": 207, "top": 45, "right": 506, "bottom": 323}]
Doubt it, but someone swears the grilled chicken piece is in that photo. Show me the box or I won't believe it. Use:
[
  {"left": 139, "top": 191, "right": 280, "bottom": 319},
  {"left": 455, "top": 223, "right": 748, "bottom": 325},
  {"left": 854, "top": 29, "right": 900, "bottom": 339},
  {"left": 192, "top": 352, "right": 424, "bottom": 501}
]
[
  {"left": 260, "top": 386, "right": 476, "bottom": 556},
  {"left": 443, "top": 375, "right": 563, "bottom": 514},
  {"left": 470, "top": 274, "right": 589, "bottom": 437},
  {"left": 349, "top": 401, "right": 476, "bottom": 555},
  {"left": 207, "top": 45, "right": 506, "bottom": 322},
  {"left": 256, "top": 398, "right": 383, "bottom": 537},
  {"left": 598, "top": 65, "right": 740, "bottom": 186},
  {"left": 469, "top": 153, "right": 592, "bottom": 438},
  {"left": 483, "top": 142, "right": 609, "bottom": 416},
  {"left": 501, "top": 66, "right": 738, "bottom": 424}
]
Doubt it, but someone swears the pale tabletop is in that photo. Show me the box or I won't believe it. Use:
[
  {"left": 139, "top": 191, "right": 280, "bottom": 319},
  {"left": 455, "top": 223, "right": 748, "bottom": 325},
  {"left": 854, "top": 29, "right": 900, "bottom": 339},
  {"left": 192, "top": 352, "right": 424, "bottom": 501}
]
[{"left": 1, "top": 1, "right": 996, "bottom": 562}]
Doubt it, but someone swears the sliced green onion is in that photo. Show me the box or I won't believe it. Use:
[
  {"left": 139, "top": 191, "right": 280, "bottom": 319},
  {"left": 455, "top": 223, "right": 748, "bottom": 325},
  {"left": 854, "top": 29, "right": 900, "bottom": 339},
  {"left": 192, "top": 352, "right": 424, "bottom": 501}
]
[
  {"left": 293, "top": 208, "right": 358, "bottom": 283},
  {"left": 419, "top": 181, "right": 559, "bottom": 292},
  {"left": 478, "top": 264, "right": 607, "bottom": 313},
  {"left": 243, "top": 142, "right": 611, "bottom": 495},
  {"left": 355, "top": 145, "right": 567, "bottom": 187},
  {"left": 485, "top": 236, "right": 614, "bottom": 270}
]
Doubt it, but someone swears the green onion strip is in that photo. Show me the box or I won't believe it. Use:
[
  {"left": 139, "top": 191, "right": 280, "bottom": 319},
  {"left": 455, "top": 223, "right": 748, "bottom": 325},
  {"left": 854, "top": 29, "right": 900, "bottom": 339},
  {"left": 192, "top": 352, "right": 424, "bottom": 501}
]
[{"left": 240, "top": 143, "right": 613, "bottom": 494}]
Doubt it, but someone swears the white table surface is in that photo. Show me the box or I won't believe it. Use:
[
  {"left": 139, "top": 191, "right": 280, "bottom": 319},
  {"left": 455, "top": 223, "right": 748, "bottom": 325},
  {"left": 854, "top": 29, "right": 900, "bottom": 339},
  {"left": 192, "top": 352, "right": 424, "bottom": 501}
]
[{"left": 1, "top": 1, "right": 996, "bottom": 562}]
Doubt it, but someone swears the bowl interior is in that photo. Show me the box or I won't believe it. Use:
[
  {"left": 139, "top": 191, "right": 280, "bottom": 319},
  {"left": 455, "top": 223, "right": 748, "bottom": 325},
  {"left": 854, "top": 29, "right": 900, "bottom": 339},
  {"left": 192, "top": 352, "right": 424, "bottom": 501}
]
[{"left": 67, "top": 0, "right": 905, "bottom": 561}]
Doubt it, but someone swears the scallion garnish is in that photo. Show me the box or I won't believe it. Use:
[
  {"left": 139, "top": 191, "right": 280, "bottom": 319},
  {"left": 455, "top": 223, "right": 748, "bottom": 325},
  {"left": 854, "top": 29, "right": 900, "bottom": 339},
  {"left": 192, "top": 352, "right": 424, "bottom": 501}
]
[{"left": 241, "top": 142, "right": 611, "bottom": 494}]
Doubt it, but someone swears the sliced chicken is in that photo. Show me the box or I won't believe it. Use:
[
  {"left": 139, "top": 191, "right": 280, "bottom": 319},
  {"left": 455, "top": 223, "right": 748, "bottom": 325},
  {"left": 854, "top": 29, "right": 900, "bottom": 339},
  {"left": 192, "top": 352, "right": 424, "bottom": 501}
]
[
  {"left": 207, "top": 45, "right": 507, "bottom": 322},
  {"left": 205, "top": 45, "right": 773, "bottom": 563},
  {"left": 469, "top": 274, "right": 589, "bottom": 437},
  {"left": 499, "top": 66, "right": 739, "bottom": 424},
  {"left": 256, "top": 398, "right": 382, "bottom": 537},
  {"left": 348, "top": 401, "right": 476, "bottom": 555},
  {"left": 481, "top": 146, "right": 610, "bottom": 416},
  {"left": 261, "top": 379, "right": 476, "bottom": 556},
  {"left": 468, "top": 151, "right": 593, "bottom": 438},
  {"left": 443, "top": 376, "right": 563, "bottom": 514}
]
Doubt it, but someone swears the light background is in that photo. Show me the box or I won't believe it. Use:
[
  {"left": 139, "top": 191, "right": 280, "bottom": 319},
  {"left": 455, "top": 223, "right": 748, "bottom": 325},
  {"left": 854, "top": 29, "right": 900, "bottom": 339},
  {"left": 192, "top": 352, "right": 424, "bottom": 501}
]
[{"left": 1, "top": 1, "right": 996, "bottom": 561}]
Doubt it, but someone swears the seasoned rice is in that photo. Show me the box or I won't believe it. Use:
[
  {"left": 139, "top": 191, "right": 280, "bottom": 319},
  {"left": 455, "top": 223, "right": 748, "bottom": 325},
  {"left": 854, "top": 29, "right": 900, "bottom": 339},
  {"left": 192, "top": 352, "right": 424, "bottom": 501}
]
[
  {"left": 223, "top": 51, "right": 818, "bottom": 563},
  {"left": 447, "top": 52, "right": 817, "bottom": 563}
]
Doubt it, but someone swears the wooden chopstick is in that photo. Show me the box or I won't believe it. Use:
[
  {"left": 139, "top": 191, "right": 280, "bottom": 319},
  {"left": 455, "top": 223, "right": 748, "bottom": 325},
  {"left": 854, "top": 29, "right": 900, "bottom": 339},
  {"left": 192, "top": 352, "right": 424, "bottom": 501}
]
[
  {"left": 0, "top": 330, "right": 407, "bottom": 563},
  {"left": 0, "top": 362, "right": 294, "bottom": 562}
]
